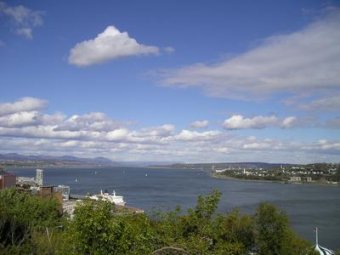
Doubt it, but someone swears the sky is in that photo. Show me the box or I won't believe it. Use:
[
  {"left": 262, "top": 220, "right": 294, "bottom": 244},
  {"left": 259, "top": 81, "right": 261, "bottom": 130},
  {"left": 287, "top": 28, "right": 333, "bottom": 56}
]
[{"left": 0, "top": 0, "right": 340, "bottom": 163}]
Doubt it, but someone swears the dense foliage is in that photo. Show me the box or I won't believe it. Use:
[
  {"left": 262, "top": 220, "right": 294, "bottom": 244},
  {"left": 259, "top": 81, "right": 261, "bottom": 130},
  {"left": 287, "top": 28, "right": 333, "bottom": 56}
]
[
  {"left": 0, "top": 189, "right": 62, "bottom": 254},
  {"left": 0, "top": 188, "right": 330, "bottom": 254}
]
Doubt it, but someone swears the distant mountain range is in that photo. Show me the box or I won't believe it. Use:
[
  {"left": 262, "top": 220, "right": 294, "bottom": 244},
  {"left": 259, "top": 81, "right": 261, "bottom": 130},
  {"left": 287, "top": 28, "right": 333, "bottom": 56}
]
[
  {"left": 157, "top": 162, "right": 298, "bottom": 170},
  {"left": 0, "top": 153, "right": 119, "bottom": 167},
  {"left": 0, "top": 153, "right": 180, "bottom": 168},
  {"left": 0, "top": 153, "right": 300, "bottom": 169}
]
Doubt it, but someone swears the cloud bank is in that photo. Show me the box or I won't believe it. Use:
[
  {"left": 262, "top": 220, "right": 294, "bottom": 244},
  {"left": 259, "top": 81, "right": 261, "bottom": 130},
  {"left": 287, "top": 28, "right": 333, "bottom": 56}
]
[
  {"left": 69, "top": 26, "right": 160, "bottom": 67},
  {"left": 0, "top": 98, "right": 339, "bottom": 163}
]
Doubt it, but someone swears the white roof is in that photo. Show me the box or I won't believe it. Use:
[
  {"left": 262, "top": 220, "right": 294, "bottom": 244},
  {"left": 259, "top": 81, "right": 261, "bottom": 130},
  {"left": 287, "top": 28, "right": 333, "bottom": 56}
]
[{"left": 315, "top": 244, "right": 335, "bottom": 255}]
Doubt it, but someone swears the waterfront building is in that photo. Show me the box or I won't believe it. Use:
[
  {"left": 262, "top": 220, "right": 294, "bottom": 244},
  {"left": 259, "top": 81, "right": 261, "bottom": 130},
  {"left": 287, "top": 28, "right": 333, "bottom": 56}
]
[
  {"left": 289, "top": 176, "right": 301, "bottom": 182},
  {"left": 36, "top": 168, "right": 44, "bottom": 186}
]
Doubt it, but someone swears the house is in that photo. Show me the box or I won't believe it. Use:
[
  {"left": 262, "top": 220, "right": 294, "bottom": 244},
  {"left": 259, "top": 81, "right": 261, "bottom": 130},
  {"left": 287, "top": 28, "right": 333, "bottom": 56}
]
[{"left": 289, "top": 176, "right": 301, "bottom": 182}]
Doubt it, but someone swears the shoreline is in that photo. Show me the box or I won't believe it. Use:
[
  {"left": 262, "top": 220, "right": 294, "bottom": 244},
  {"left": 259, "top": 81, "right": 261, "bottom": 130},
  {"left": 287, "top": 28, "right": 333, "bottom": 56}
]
[{"left": 211, "top": 173, "right": 340, "bottom": 187}]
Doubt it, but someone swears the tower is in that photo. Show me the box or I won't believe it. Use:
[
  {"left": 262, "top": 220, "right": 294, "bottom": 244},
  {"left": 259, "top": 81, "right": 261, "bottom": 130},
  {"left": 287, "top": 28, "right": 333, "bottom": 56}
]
[{"left": 36, "top": 169, "right": 43, "bottom": 186}]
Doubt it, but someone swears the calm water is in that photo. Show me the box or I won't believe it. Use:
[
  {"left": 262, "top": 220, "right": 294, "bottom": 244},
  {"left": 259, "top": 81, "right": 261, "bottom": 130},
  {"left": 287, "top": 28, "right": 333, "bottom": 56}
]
[{"left": 10, "top": 167, "right": 340, "bottom": 249}]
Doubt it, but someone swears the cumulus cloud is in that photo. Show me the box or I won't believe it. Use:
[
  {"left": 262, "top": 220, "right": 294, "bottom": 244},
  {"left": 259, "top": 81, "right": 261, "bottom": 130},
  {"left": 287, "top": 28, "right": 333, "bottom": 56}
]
[
  {"left": 105, "top": 128, "right": 130, "bottom": 141},
  {"left": 175, "top": 130, "right": 221, "bottom": 142},
  {"left": 223, "top": 115, "right": 297, "bottom": 129},
  {"left": 68, "top": 25, "right": 160, "bottom": 66},
  {"left": 190, "top": 120, "right": 209, "bottom": 129},
  {"left": 0, "top": 111, "right": 39, "bottom": 127},
  {"left": 137, "top": 124, "right": 175, "bottom": 137},
  {"left": 160, "top": 8, "right": 340, "bottom": 103},
  {"left": 0, "top": 2, "right": 43, "bottom": 39},
  {"left": 55, "top": 112, "right": 121, "bottom": 132},
  {"left": 0, "top": 97, "right": 47, "bottom": 116},
  {"left": 281, "top": 116, "right": 298, "bottom": 128}
]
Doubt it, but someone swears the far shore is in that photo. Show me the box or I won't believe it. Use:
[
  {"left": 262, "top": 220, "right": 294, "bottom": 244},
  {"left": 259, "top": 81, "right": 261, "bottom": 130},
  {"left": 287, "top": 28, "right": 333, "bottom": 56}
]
[
  {"left": 211, "top": 173, "right": 340, "bottom": 187},
  {"left": 3, "top": 165, "right": 117, "bottom": 169}
]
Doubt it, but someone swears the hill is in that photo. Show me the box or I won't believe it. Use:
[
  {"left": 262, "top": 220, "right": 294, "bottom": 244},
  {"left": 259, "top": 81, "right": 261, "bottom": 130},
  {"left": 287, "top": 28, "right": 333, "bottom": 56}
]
[{"left": 0, "top": 153, "right": 119, "bottom": 168}]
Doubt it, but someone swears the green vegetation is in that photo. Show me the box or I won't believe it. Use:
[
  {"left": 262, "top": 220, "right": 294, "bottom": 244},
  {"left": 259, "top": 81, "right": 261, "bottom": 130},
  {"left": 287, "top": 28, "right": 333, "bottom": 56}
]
[
  {"left": 0, "top": 189, "right": 63, "bottom": 254},
  {"left": 0, "top": 189, "right": 321, "bottom": 254}
]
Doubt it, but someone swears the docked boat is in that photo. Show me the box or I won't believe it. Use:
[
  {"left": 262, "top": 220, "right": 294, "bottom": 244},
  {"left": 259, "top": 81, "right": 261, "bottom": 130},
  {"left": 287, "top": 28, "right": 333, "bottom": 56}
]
[{"left": 88, "top": 189, "right": 126, "bottom": 206}]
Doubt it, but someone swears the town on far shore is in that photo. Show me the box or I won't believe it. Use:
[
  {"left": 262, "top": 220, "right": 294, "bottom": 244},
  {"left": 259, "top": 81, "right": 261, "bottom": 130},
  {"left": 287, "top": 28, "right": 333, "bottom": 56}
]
[{"left": 211, "top": 163, "right": 340, "bottom": 185}]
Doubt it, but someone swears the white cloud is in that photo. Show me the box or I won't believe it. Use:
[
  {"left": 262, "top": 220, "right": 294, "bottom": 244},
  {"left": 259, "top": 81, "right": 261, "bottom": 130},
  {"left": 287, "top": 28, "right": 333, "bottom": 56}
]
[
  {"left": 128, "top": 124, "right": 175, "bottom": 144},
  {"left": 38, "top": 113, "right": 65, "bottom": 125},
  {"left": 0, "top": 2, "right": 43, "bottom": 39},
  {"left": 281, "top": 116, "right": 297, "bottom": 128},
  {"left": 223, "top": 115, "right": 297, "bottom": 129},
  {"left": 106, "top": 128, "right": 130, "bottom": 141},
  {"left": 55, "top": 112, "right": 120, "bottom": 132},
  {"left": 0, "top": 111, "right": 39, "bottom": 127},
  {"left": 68, "top": 25, "right": 160, "bottom": 67},
  {"left": 303, "top": 139, "right": 340, "bottom": 153},
  {"left": 137, "top": 124, "right": 175, "bottom": 138},
  {"left": 190, "top": 120, "right": 209, "bottom": 129},
  {"left": 175, "top": 130, "right": 221, "bottom": 142},
  {"left": 160, "top": 8, "right": 340, "bottom": 102},
  {"left": 0, "top": 97, "right": 339, "bottom": 163},
  {"left": 243, "top": 142, "right": 272, "bottom": 150},
  {"left": 0, "top": 97, "right": 47, "bottom": 116}
]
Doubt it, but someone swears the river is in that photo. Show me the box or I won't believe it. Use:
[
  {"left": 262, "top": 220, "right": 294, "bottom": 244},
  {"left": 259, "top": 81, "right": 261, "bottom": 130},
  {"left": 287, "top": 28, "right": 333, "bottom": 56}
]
[{"left": 9, "top": 167, "right": 340, "bottom": 249}]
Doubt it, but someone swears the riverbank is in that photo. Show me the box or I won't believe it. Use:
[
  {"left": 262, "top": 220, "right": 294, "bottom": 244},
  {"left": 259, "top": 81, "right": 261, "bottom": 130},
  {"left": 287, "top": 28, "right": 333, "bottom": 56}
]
[{"left": 211, "top": 173, "right": 340, "bottom": 187}]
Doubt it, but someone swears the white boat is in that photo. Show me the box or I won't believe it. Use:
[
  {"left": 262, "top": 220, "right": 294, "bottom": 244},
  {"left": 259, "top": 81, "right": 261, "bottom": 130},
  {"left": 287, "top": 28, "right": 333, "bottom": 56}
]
[{"left": 88, "top": 189, "right": 126, "bottom": 206}]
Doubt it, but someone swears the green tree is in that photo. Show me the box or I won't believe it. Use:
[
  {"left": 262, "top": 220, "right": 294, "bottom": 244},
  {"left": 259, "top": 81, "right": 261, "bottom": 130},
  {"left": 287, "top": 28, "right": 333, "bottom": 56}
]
[
  {"left": 212, "top": 209, "right": 254, "bottom": 254},
  {"left": 255, "top": 202, "right": 313, "bottom": 255},
  {"left": 0, "top": 188, "right": 62, "bottom": 254},
  {"left": 68, "top": 199, "right": 158, "bottom": 255},
  {"left": 68, "top": 199, "right": 117, "bottom": 254}
]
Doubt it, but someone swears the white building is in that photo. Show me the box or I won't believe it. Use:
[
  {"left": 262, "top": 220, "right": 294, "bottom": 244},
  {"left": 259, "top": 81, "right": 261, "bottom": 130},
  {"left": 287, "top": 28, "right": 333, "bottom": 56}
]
[{"left": 36, "top": 169, "right": 44, "bottom": 186}]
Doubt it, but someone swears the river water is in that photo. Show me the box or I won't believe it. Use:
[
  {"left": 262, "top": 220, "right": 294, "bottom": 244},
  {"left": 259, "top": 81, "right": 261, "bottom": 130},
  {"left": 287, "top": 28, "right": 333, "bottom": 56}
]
[{"left": 10, "top": 167, "right": 340, "bottom": 249}]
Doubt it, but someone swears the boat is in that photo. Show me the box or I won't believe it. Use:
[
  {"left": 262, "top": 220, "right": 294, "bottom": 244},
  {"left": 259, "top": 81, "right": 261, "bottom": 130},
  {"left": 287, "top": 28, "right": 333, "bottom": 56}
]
[{"left": 88, "top": 189, "right": 126, "bottom": 206}]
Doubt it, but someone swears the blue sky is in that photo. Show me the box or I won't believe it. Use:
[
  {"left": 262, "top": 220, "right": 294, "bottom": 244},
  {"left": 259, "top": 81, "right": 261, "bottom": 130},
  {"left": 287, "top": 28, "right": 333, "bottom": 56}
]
[{"left": 0, "top": 0, "right": 339, "bottom": 163}]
